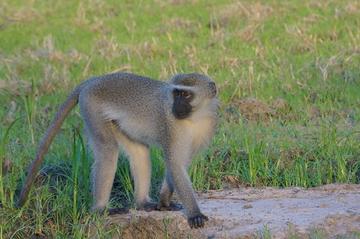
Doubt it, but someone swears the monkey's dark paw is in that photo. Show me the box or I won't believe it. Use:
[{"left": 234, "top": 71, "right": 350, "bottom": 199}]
[
  {"left": 156, "top": 202, "right": 183, "bottom": 211},
  {"left": 108, "top": 207, "right": 129, "bottom": 215},
  {"left": 188, "top": 213, "right": 208, "bottom": 229},
  {"left": 90, "top": 207, "right": 106, "bottom": 215},
  {"left": 137, "top": 202, "right": 158, "bottom": 212}
]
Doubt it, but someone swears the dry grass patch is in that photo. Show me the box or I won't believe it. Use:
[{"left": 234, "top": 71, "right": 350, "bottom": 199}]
[
  {"left": 1, "top": 3, "right": 41, "bottom": 24},
  {"left": 345, "top": 2, "right": 360, "bottom": 14},
  {"left": 285, "top": 25, "right": 316, "bottom": 53},
  {"left": 165, "top": 17, "right": 194, "bottom": 29},
  {"left": 95, "top": 36, "right": 121, "bottom": 60},
  {"left": 209, "top": 1, "right": 273, "bottom": 29},
  {"left": 27, "top": 35, "right": 88, "bottom": 63}
]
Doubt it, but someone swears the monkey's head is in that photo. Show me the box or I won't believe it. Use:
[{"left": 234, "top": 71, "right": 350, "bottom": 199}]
[{"left": 170, "top": 73, "right": 218, "bottom": 120}]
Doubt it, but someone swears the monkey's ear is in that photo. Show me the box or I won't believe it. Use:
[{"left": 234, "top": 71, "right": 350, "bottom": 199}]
[{"left": 172, "top": 88, "right": 194, "bottom": 119}]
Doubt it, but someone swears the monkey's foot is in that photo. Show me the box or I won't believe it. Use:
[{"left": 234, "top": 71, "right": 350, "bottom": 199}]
[
  {"left": 188, "top": 213, "right": 208, "bottom": 229},
  {"left": 137, "top": 201, "right": 158, "bottom": 212},
  {"left": 156, "top": 202, "right": 183, "bottom": 211},
  {"left": 108, "top": 207, "right": 129, "bottom": 215}
]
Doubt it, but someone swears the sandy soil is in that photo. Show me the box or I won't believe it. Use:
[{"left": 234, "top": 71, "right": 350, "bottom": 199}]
[{"left": 108, "top": 184, "right": 360, "bottom": 238}]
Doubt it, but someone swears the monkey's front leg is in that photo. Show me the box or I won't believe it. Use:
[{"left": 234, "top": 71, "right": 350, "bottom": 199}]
[
  {"left": 158, "top": 147, "right": 198, "bottom": 211},
  {"left": 125, "top": 143, "right": 156, "bottom": 211},
  {"left": 165, "top": 150, "right": 208, "bottom": 228},
  {"left": 114, "top": 131, "right": 156, "bottom": 211},
  {"left": 158, "top": 171, "right": 183, "bottom": 211}
]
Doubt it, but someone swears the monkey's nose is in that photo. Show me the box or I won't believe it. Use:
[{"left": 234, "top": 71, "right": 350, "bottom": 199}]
[{"left": 209, "top": 82, "right": 217, "bottom": 96}]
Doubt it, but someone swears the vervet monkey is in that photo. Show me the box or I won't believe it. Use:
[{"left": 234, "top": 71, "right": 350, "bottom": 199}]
[{"left": 17, "top": 72, "right": 218, "bottom": 228}]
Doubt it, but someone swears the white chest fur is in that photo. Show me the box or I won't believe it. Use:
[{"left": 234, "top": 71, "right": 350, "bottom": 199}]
[{"left": 181, "top": 117, "right": 216, "bottom": 152}]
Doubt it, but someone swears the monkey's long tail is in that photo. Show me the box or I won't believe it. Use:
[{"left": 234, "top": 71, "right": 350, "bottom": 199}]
[{"left": 17, "top": 86, "right": 82, "bottom": 207}]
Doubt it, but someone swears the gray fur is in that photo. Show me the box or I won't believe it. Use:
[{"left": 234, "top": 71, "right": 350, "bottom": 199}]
[{"left": 18, "top": 72, "right": 218, "bottom": 228}]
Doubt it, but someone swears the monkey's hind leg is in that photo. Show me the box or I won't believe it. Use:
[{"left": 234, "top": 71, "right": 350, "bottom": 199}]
[
  {"left": 81, "top": 109, "right": 120, "bottom": 212},
  {"left": 114, "top": 131, "right": 156, "bottom": 211},
  {"left": 90, "top": 132, "right": 119, "bottom": 211},
  {"left": 90, "top": 139, "right": 119, "bottom": 212}
]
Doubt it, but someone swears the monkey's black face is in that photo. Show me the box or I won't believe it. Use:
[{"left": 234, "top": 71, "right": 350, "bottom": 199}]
[
  {"left": 170, "top": 73, "right": 217, "bottom": 99},
  {"left": 172, "top": 88, "right": 194, "bottom": 119},
  {"left": 170, "top": 73, "right": 218, "bottom": 120}
]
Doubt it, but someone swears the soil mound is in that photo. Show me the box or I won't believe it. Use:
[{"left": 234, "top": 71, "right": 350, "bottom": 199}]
[{"left": 108, "top": 184, "right": 360, "bottom": 238}]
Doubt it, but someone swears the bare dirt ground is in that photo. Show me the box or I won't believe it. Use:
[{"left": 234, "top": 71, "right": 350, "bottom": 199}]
[{"left": 108, "top": 184, "right": 360, "bottom": 238}]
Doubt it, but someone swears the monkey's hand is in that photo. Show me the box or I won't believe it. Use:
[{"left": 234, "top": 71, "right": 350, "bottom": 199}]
[{"left": 188, "top": 213, "right": 208, "bottom": 229}]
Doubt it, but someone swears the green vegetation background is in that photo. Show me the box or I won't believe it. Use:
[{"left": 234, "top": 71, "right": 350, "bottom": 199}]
[{"left": 0, "top": 0, "right": 359, "bottom": 237}]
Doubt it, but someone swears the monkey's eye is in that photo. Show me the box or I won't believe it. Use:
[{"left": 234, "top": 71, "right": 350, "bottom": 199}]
[
  {"left": 181, "top": 91, "right": 191, "bottom": 99},
  {"left": 173, "top": 89, "right": 193, "bottom": 100}
]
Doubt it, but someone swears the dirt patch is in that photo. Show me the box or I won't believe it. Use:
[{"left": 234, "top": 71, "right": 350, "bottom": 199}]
[
  {"left": 225, "top": 97, "right": 291, "bottom": 122},
  {"left": 108, "top": 184, "right": 360, "bottom": 238}
]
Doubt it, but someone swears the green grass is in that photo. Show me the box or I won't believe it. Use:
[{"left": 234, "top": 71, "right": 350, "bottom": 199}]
[{"left": 0, "top": 0, "right": 359, "bottom": 237}]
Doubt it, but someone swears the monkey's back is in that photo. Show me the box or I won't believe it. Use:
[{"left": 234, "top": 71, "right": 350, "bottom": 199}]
[{"left": 78, "top": 72, "right": 172, "bottom": 146}]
